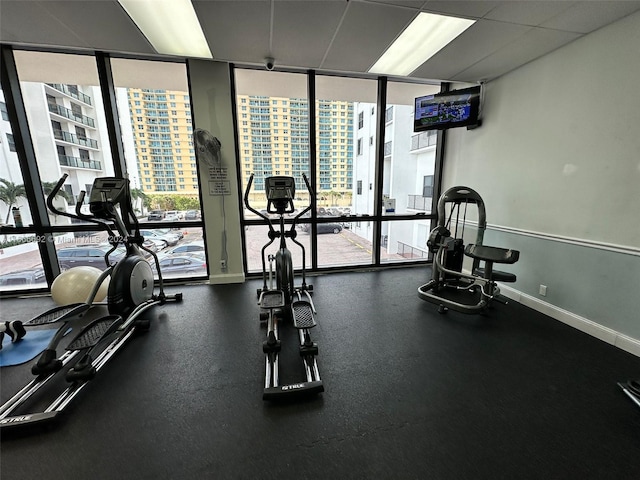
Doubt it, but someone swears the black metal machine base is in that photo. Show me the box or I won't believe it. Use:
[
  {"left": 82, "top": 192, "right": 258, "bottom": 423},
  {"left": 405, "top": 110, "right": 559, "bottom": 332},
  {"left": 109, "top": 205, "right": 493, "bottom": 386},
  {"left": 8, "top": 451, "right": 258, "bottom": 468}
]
[{"left": 263, "top": 380, "right": 324, "bottom": 401}]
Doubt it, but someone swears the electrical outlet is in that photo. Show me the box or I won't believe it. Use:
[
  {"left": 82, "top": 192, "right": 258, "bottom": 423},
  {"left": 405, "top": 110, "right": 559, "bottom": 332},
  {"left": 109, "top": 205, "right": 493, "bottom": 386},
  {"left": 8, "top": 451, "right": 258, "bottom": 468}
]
[
  {"left": 220, "top": 260, "right": 227, "bottom": 270},
  {"left": 539, "top": 284, "right": 547, "bottom": 296}
]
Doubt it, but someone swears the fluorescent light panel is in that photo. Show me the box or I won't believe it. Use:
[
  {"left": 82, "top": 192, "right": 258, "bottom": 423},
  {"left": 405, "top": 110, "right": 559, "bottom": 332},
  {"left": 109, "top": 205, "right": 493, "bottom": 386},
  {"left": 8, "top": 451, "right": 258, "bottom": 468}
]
[
  {"left": 369, "top": 12, "right": 475, "bottom": 76},
  {"left": 118, "top": 0, "right": 212, "bottom": 59}
]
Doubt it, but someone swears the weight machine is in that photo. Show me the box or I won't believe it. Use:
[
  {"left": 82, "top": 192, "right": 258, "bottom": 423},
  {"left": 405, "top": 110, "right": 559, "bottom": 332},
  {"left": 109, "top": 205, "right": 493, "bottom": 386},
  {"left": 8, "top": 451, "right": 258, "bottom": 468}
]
[{"left": 418, "top": 186, "right": 520, "bottom": 314}]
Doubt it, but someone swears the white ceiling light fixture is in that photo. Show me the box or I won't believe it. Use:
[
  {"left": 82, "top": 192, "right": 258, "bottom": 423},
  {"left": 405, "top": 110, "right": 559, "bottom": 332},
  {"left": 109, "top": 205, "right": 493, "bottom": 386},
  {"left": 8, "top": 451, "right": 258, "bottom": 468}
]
[
  {"left": 369, "top": 12, "right": 475, "bottom": 76},
  {"left": 118, "top": 0, "right": 212, "bottom": 59}
]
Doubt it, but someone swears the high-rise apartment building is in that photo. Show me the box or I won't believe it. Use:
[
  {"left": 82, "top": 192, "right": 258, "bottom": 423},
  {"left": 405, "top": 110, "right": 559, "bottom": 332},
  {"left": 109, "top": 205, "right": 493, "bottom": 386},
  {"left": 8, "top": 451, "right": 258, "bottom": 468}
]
[
  {"left": 0, "top": 83, "right": 115, "bottom": 226},
  {"left": 236, "top": 95, "right": 353, "bottom": 194},
  {"left": 125, "top": 88, "right": 197, "bottom": 193}
]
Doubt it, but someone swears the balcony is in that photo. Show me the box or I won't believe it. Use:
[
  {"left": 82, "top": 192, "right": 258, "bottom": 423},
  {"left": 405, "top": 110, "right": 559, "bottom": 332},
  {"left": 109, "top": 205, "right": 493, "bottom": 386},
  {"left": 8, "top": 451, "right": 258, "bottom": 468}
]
[
  {"left": 396, "top": 241, "right": 428, "bottom": 259},
  {"left": 48, "top": 103, "right": 95, "bottom": 128},
  {"left": 46, "top": 84, "right": 92, "bottom": 105},
  {"left": 53, "top": 129, "right": 98, "bottom": 149},
  {"left": 58, "top": 154, "right": 101, "bottom": 170},
  {"left": 407, "top": 195, "right": 431, "bottom": 212},
  {"left": 411, "top": 131, "right": 437, "bottom": 151}
]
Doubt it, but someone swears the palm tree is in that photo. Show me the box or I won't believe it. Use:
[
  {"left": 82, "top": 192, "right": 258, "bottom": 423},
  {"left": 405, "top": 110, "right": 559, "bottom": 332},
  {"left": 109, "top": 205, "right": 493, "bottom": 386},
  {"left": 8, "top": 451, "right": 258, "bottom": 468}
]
[
  {"left": 130, "top": 188, "right": 148, "bottom": 216},
  {"left": 328, "top": 190, "right": 343, "bottom": 206},
  {"left": 42, "top": 181, "right": 72, "bottom": 203},
  {"left": 0, "top": 178, "right": 26, "bottom": 224}
]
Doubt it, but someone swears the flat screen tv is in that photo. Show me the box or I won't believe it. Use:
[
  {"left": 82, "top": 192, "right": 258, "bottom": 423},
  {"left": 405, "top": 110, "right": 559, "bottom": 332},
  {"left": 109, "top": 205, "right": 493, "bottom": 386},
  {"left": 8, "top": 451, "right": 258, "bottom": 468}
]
[{"left": 414, "top": 85, "right": 482, "bottom": 132}]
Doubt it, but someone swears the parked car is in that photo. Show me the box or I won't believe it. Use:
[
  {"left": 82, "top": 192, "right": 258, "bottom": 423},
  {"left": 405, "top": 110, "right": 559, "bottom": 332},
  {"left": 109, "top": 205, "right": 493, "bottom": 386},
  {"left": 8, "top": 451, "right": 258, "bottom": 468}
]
[
  {"left": 163, "top": 213, "right": 180, "bottom": 222},
  {"left": 162, "top": 240, "right": 205, "bottom": 256},
  {"left": 299, "top": 223, "right": 343, "bottom": 234},
  {"left": 57, "top": 245, "right": 125, "bottom": 271},
  {"left": 151, "top": 252, "right": 207, "bottom": 276},
  {"left": 165, "top": 210, "right": 183, "bottom": 220},
  {"left": 184, "top": 210, "right": 201, "bottom": 220},
  {"left": 99, "top": 240, "right": 157, "bottom": 256},
  {"left": 139, "top": 237, "right": 165, "bottom": 252},
  {"left": 0, "top": 268, "right": 46, "bottom": 288},
  {"left": 156, "top": 227, "right": 184, "bottom": 240},
  {"left": 147, "top": 210, "right": 165, "bottom": 221},
  {"left": 139, "top": 229, "right": 181, "bottom": 247}
]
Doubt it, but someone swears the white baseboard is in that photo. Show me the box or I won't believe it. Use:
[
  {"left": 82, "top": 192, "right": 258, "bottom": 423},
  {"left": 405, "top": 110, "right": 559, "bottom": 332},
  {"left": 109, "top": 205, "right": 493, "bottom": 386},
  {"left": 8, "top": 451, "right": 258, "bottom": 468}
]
[
  {"left": 209, "top": 272, "right": 245, "bottom": 284},
  {"left": 500, "top": 285, "right": 640, "bottom": 358}
]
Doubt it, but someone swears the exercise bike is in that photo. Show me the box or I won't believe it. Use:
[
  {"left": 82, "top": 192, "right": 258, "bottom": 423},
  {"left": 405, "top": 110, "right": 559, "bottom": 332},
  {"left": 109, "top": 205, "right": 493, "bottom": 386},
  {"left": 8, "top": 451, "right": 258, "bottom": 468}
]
[
  {"left": 418, "top": 186, "right": 520, "bottom": 314},
  {"left": 0, "top": 174, "right": 182, "bottom": 430},
  {"left": 244, "top": 174, "right": 324, "bottom": 400}
]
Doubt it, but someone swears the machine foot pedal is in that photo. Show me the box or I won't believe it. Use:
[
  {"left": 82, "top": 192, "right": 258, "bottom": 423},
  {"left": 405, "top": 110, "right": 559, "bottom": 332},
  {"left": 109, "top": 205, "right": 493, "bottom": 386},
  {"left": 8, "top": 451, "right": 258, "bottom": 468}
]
[
  {"left": 260, "top": 290, "right": 285, "bottom": 309},
  {"left": 292, "top": 301, "right": 316, "bottom": 329},
  {"left": 66, "top": 315, "right": 123, "bottom": 351},
  {"left": 24, "top": 303, "right": 89, "bottom": 326}
]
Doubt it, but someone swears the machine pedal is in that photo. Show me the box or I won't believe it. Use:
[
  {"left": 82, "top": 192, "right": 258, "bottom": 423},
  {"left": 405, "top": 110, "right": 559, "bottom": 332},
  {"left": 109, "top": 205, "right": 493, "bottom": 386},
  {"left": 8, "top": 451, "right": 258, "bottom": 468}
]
[
  {"left": 292, "top": 301, "right": 316, "bottom": 329},
  {"left": 24, "top": 303, "right": 89, "bottom": 326},
  {"left": 66, "top": 315, "right": 123, "bottom": 351},
  {"left": 260, "top": 290, "right": 285, "bottom": 309}
]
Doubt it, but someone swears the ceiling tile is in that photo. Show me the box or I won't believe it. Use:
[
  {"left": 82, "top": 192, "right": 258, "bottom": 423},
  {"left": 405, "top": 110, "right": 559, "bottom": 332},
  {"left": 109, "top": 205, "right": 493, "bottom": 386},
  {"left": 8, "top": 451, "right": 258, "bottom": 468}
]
[
  {"left": 272, "top": 1, "right": 348, "bottom": 68},
  {"left": 322, "top": 0, "right": 417, "bottom": 72},
  {"left": 194, "top": 0, "right": 271, "bottom": 63},
  {"left": 43, "top": 1, "right": 155, "bottom": 54},
  {"left": 484, "top": 0, "right": 575, "bottom": 26},
  {"left": 421, "top": 0, "right": 501, "bottom": 19},
  {"left": 0, "top": 1, "right": 88, "bottom": 48},
  {"left": 541, "top": 1, "right": 640, "bottom": 33},
  {"left": 451, "top": 26, "right": 582, "bottom": 82},
  {"left": 411, "top": 19, "right": 530, "bottom": 81},
  {"left": 366, "top": 0, "right": 426, "bottom": 9}
]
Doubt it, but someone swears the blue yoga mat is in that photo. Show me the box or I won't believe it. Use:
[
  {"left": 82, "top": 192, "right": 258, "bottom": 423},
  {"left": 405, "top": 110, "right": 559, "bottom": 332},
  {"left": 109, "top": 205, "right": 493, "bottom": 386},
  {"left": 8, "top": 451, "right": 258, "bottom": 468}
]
[{"left": 0, "top": 329, "right": 57, "bottom": 367}]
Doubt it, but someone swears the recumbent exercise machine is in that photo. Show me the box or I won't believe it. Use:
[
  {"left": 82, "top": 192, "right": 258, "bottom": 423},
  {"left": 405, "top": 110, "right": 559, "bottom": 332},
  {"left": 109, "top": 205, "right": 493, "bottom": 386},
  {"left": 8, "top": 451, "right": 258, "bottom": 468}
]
[
  {"left": 244, "top": 174, "right": 324, "bottom": 400},
  {"left": 418, "top": 186, "right": 520, "bottom": 314},
  {"left": 0, "top": 174, "right": 181, "bottom": 430}
]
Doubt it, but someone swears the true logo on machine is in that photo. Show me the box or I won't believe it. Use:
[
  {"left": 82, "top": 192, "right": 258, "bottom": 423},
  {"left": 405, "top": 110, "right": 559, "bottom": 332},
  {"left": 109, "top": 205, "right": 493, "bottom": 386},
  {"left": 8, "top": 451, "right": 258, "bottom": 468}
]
[
  {"left": 0, "top": 415, "right": 32, "bottom": 424},
  {"left": 282, "top": 383, "right": 305, "bottom": 391}
]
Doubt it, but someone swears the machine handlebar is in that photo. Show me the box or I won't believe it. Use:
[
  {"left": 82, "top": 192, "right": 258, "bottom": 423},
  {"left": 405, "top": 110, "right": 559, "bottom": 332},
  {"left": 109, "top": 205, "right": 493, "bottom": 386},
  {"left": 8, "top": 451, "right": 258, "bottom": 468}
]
[
  {"left": 243, "top": 174, "right": 268, "bottom": 222},
  {"left": 46, "top": 174, "right": 69, "bottom": 216},
  {"left": 243, "top": 173, "right": 315, "bottom": 227},
  {"left": 46, "top": 174, "right": 117, "bottom": 239}
]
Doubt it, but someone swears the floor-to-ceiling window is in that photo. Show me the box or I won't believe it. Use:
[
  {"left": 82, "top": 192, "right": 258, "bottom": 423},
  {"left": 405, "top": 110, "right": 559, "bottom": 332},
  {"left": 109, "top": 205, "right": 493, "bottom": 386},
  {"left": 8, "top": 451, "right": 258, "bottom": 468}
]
[
  {"left": 0, "top": 51, "right": 111, "bottom": 290},
  {"left": 234, "top": 68, "right": 441, "bottom": 275},
  {"left": 380, "top": 81, "right": 440, "bottom": 264},
  {"left": 235, "top": 69, "right": 311, "bottom": 274},
  {"left": 0, "top": 44, "right": 444, "bottom": 293},
  {"left": 0, "top": 48, "right": 205, "bottom": 292},
  {"left": 0, "top": 80, "right": 46, "bottom": 290},
  {"left": 314, "top": 75, "right": 377, "bottom": 268},
  {"left": 111, "top": 59, "right": 206, "bottom": 281}
]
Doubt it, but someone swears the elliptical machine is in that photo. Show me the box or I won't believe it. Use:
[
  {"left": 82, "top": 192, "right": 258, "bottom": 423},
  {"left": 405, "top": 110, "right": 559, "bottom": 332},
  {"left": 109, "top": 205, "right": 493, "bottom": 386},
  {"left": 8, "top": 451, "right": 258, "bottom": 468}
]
[
  {"left": 244, "top": 174, "right": 323, "bottom": 400},
  {"left": 0, "top": 174, "right": 182, "bottom": 430},
  {"left": 418, "top": 186, "right": 520, "bottom": 314}
]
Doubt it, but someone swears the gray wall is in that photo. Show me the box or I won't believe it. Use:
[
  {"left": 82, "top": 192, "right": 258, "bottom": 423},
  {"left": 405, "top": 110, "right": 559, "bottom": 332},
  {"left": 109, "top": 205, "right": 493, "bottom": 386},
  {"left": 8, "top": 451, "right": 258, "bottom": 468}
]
[{"left": 442, "top": 11, "right": 640, "bottom": 343}]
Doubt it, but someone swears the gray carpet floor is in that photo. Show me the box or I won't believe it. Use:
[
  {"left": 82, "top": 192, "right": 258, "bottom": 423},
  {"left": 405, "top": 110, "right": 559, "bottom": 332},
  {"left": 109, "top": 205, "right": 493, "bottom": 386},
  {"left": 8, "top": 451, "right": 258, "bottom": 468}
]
[{"left": 1, "top": 267, "right": 640, "bottom": 479}]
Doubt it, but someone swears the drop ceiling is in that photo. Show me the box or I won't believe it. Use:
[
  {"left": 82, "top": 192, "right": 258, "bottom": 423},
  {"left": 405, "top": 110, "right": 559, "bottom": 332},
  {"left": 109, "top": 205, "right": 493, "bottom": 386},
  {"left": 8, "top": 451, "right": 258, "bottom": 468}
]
[{"left": 1, "top": 0, "right": 639, "bottom": 83}]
